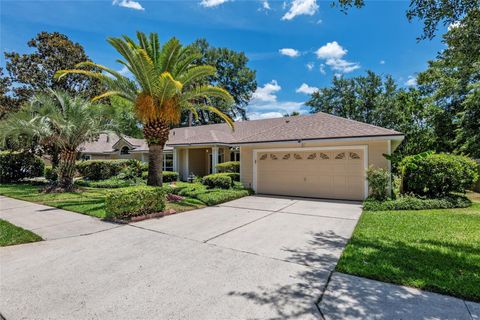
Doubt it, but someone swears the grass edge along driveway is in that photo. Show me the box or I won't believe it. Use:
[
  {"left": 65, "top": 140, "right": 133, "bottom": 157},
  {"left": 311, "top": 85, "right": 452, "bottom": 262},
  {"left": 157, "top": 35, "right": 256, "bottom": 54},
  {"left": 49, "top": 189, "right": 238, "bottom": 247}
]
[
  {"left": 0, "top": 219, "right": 42, "bottom": 246},
  {"left": 336, "top": 195, "right": 480, "bottom": 302}
]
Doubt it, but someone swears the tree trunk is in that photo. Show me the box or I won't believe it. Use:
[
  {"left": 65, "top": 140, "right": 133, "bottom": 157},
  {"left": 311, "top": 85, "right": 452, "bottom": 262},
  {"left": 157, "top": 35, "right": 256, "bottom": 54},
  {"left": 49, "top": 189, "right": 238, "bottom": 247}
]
[
  {"left": 58, "top": 149, "right": 77, "bottom": 191},
  {"left": 143, "top": 119, "right": 170, "bottom": 187}
]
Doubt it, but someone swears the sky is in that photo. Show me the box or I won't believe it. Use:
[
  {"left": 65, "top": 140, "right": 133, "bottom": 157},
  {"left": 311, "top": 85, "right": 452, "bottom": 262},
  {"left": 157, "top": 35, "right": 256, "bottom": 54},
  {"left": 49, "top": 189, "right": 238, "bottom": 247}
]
[{"left": 0, "top": 0, "right": 446, "bottom": 119}]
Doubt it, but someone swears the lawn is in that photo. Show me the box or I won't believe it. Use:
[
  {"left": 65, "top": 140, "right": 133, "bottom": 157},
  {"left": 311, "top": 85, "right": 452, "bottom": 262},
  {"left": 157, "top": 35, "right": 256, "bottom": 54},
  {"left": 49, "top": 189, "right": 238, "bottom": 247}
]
[
  {"left": 0, "top": 219, "right": 42, "bottom": 246},
  {"left": 336, "top": 193, "right": 480, "bottom": 302}
]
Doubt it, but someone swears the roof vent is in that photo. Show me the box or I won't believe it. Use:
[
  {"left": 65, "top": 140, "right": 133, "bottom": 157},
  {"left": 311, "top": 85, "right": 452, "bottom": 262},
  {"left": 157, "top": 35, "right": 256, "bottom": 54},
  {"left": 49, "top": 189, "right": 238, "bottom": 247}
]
[
  {"left": 106, "top": 134, "right": 110, "bottom": 143},
  {"left": 285, "top": 120, "right": 290, "bottom": 123}
]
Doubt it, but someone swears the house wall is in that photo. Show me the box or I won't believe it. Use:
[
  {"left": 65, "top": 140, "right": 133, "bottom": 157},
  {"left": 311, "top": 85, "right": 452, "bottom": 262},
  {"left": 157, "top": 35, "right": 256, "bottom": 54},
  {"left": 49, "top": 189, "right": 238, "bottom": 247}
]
[
  {"left": 239, "top": 139, "right": 389, "bottom": 189},
  {"left": 188, "top": 148, "right": 208, "bottom": 177}
]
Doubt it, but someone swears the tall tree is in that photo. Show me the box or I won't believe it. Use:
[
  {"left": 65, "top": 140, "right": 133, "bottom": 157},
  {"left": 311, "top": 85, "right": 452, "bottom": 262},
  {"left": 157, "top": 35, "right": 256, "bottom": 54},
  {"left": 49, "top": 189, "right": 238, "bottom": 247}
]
[
  {"left": 0, "top": 67, "right": 19, "bottom": 120},
  {"left": 188, "top": 39, "right": 257, "bottom": 124},
  {"left": 1, "top": 90, "right": 107, "bottom": 191},
  {"left": 56, "top": 32, "right": 234, "bottom": 186},
  {"left": 4, "top": 32, "right": 103, "bottom": 105}
]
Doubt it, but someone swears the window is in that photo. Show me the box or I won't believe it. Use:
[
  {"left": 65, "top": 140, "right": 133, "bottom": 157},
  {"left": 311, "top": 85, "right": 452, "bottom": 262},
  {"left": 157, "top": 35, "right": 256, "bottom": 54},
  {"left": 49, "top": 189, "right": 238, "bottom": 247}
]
[
  {"left": 120, "top": 146, "right": 130, "bottom": 155},
  {"left": 230, "top": 151, "right": 240, "bottom": 161},
  {"left": 163, "top": 153, "right": 173, "bottom": 171},
  {"left": 81, "top": 154, "right": 91, "bottom": 161}
]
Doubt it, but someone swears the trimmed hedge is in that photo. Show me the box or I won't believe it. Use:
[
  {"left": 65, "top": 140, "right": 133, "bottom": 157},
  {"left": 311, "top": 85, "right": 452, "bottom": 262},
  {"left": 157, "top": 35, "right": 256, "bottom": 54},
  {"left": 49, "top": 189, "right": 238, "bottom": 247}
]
[
  {"left": 202, "top": 173, "right": 233, "bottom": 189},
  {"left": 366, "top": 166, "right": 389, "bottom": 200},
  {"left": 363, "top": 195, "right": 471, "bottom": 211},
  {"left": 400, "top": 153, "right": 478, "bottom": 197},
  {"left": 44, "top": 166, "right": 58, "bottom": 181},
  {"left": 141, "top": 171, "right": 179, "bottom": 182},
  {"left": 0, "top": 151, "right": 45, "bottom": 183},
  {"left": 105, "top": 186, "right": 166, "bottom": 220},
  {"left": 215, "top": 161, "right": 240, "bottom": 173},
  {"left": 196, "top": 189, "right": 250, "bottom": 206},
  {"left": 76, "top": 160, "right": 130, "bottom": 180},
  {"left": 76, "top": 177, "right": 144, "bottom": 188}
]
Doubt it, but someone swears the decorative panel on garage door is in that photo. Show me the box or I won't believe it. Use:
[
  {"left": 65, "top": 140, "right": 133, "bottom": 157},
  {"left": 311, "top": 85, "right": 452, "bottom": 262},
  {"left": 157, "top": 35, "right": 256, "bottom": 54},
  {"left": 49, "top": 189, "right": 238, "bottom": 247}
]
[{"left": 256, "top": 149, "right": 365, "bottom": 200}]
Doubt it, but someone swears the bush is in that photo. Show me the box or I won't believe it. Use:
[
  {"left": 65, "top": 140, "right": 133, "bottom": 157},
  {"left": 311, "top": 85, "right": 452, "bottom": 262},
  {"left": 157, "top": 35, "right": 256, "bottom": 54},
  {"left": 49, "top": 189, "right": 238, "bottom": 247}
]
[
  {"left": 366, "top": 166, "right": 390, "bottom": 200},
  {"left": 220, "top": 172, "right": 240, "bottom": 182},
  {"left": 76, "top": 160, "right": 130, "bottom": 180},
  {"left": 363, "top": 194, "right": 471, "bottom": 211},
  {"left": 116, "top": 160, "right": 143, "bottom": 180},
  {"left": 76, "top": 177, "right": 144, "bottom": 188},
  {"left": 196, "top": 189, "right": 250, "bottom": 206},
  {"left": 202, "top": 173, "right": 233, "bottom": 189},
  {"left": 141, "top": 171, "right": 179, "bottom": 182},
  {"left": 400, "top": 152, "right": 478, "bottom": 197},
  {"left": 105, "top": 186, "right": 166, "bottom": 220},
  {"left": 215, "top": 161, "right": 240, "bottom": 173},
  {"left": 44, "top": 166, "right": 58, "bottom": 182},
  {"left": 173, "top": 183, "right": 208, "bottom": 197},
  {"left": 0, "top": 151, "right": 45, "bottom": 183}
]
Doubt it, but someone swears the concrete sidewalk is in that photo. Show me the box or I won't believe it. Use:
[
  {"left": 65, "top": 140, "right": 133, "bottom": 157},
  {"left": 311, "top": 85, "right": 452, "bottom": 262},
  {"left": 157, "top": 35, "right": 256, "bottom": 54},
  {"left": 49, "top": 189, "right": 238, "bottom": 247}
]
[
  {"left": 318, "top": 272, "right": 480, "bottom": 320},
  {"left": 0, "top": 196, "right": 118, "bottom": 240}
]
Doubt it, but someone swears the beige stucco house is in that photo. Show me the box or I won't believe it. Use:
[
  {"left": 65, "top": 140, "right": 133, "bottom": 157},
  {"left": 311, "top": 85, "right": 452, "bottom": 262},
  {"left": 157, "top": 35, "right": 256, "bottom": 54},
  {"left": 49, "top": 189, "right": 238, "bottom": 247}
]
[{"left": 80, "top": 112, "right": 404, "bottom": 200}]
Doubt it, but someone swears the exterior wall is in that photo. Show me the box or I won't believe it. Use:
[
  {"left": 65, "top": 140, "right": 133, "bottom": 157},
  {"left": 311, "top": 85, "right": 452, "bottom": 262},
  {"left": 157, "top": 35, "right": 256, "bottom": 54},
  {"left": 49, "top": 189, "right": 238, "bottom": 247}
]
[
  {"left": 188, "top": 148, "right": 208, "bottom": 177},
  {"left": 240, "top": 140, "right": 389, "bottom": 189}
]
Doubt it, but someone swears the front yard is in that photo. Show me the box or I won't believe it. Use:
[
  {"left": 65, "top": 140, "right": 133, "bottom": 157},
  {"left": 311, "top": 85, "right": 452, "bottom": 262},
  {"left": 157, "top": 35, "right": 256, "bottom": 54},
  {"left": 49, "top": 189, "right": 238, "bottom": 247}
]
[
  {"left": 0, "top": 219, "right": 42, "bottom": 246},
  {"left": 337, "top": 192, "right": 480, "bottom": 302}
]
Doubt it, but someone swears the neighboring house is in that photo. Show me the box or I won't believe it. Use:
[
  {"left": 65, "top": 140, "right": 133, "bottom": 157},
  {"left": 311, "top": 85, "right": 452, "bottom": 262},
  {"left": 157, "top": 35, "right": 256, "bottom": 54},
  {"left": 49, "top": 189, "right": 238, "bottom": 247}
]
[{"left": 81, "top": 112, "right": 404, "bottom": 200}]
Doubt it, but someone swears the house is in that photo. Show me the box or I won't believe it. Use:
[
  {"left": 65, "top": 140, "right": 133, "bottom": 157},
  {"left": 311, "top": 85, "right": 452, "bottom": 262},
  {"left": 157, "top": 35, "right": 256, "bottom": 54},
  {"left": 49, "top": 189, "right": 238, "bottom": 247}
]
[{"left": 80, "top": 112, "right": 404, "bottom": 200}]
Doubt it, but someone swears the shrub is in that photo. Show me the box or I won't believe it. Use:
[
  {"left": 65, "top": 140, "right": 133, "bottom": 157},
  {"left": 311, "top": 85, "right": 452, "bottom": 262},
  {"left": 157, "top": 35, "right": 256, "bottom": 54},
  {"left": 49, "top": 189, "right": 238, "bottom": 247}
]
[
  {"left": 105, "top": 186, "right": 166, "bottom": 220},
  {"left": 220, "top": 172, "right": 240, "bottom": 182},
  {"left": 196, "top": 189, "right": 250, "bottom": 206},
  {"left": 141, "top": 171, "right": 179, "bottom": 182},
  {"left": 202, "top": 173, "right": 233, "bottom": 189},
  {"left": 400, "top": 153, "right": 478, "bottom": 197},
  {"left": 76, "top": 177, "right": 144, "bottom": 188},
  {"left": 116, "top": 160, "right": 143, "bottom": 180},
  {"left": 363, "top": 194, "right": 471, "bottom": 211},
  {"left": 0, "top": 151, "right": 45, "bottom": 183},
  {"left": 76, "top": 160, "right": 130, "bottom": 180},
  {"left": 44, "top": 166, "right": 58, "bottom": 181},
  {"left": 215, "top": 161, "right": 240, "bottom": 173},
  {"left": 366, "top": 166, "right": 390, "bottom": 200},
  {"left": 173, "top": 183, "right": 208, "bottom": 197}
]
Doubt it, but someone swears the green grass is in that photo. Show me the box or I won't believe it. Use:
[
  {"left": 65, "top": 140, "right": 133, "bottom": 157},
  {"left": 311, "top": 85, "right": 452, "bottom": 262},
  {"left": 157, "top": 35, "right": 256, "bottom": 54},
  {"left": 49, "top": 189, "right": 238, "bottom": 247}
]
[
  {"left": 337, "top": 195, "right": 480, "bottom": 302},
  {"left": 166, "top": 197, "right": 206, "bottom": 213},
  {"left": 0, "top": 219, "right": 42, "bottom": 246}
]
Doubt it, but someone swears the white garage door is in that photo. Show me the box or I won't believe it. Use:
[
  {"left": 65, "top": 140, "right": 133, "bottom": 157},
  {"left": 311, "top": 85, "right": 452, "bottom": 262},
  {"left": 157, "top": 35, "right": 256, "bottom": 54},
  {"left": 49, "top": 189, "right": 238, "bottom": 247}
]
[{"left": 255, "top": 148, "right": 366, "bottom": 200}]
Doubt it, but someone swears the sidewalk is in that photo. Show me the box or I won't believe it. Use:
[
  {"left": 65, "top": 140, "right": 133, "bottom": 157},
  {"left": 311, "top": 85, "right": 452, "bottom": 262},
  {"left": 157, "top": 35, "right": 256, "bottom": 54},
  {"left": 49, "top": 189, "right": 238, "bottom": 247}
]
[
  {"left": 318, "top": 272, "right": 480, "bottom": 320},
  {"left": 0, "top": 196, "right": 119, "bottom": 240}
]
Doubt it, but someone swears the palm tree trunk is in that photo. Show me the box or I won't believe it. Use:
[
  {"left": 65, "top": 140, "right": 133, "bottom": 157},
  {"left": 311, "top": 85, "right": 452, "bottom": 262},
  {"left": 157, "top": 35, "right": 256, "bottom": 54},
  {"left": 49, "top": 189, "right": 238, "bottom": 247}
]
[
  {"left": 58, "top": 149, "right": 77, "bottom": 191},
  {"left": 144, "top": 120, "right": 170, "bottom": 186}
]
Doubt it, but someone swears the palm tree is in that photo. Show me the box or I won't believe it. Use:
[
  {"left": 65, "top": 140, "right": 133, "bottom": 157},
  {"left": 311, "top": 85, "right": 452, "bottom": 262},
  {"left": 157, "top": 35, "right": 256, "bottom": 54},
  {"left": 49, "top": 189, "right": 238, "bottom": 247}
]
[
  {"left": 1, "top": 90, "right": 106, "bottom": 191},
  {"left": 55, "top": 32, "right": 234, "bottom": 186}
]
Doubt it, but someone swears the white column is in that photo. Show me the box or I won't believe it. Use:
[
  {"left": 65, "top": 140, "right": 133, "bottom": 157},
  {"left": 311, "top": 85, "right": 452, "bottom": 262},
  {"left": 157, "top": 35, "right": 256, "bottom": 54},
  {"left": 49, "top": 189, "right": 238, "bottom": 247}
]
[
  {"left": 212, "top": 146, "right": 219, "bottom": 174},
  {"left": 173, "top": 148, "right": 178, "bottom": 173}
]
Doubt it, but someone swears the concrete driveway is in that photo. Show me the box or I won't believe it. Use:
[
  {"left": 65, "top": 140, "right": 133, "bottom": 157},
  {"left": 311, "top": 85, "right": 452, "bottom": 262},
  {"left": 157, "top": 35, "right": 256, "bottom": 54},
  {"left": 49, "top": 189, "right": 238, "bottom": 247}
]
[{"left": 0, "top": 195, "right": 361, "bottom": 320}]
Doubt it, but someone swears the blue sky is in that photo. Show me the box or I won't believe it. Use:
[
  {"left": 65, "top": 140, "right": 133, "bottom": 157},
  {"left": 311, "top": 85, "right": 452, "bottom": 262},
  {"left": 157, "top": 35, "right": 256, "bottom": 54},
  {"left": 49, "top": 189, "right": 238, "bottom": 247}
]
[{"left": 1, "top": 0, "right": 445, "bottom": 119}]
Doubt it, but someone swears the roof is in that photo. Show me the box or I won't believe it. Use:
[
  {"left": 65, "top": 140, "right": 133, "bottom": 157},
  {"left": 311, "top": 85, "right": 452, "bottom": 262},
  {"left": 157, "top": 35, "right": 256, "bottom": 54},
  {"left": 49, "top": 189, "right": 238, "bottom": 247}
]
[
  {"left": 80, "top": 113, "right": 403, "bottom": 153},
  {"left": 167, "top": 112, "right": 402, "bottom": 146}
]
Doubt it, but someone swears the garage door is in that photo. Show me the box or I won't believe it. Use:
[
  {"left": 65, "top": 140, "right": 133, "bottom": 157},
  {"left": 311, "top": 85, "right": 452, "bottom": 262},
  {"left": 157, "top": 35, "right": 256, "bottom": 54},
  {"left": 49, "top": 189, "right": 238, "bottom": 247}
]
[{"left": 256, "top": 149, "right": 365, "bottom": 200}]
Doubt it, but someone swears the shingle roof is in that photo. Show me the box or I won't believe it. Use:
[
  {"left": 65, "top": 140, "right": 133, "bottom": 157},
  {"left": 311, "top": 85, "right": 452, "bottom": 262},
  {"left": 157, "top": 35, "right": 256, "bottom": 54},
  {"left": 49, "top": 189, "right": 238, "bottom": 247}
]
[
  {"left": 167, "top": 112, "right": 402, "bottom": 145},
  {"left": 79, "top": 133, "right": 171, "bottom": 154}
]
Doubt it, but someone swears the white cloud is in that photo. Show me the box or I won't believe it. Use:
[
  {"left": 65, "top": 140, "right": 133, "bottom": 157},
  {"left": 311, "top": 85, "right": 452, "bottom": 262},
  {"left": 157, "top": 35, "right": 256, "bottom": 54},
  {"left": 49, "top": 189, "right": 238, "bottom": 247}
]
[
  {"left": 248, "top": 112, "right": 285, "bottom": 120},
  {"left": 282, "top": 0, "right": 319, "bottom": 20},
  {"left": 296, "top": 83, "right": 318, "bottom": 95},
  {"left": 315, "top": 41, "right": 346, "bottom": 60},
  {"left": 260, "top": 0, "right": 271, "bottom": 10},
  {"left": 118, "top": 66, "right": 131, "bottom": 76},
  {"left": 405, "top": 75, "right": 417, "bottom": 86},
  {"left": 279, "top": 48, "right": 300, "bottom": 57},
  {"left": 200, "top": 0, "right": 229, "bottom": 8},
  {"left": 315, "top": 41, "right": 360, "bottom": 74},
  {"left": 319, "top": 63, "right": 326, "bottom": 75},
  {"left": 316, "top": 19, "right": 322, "bottom": 24},
  {"left": 252, "top": 80, "right": 281, "bottom": 102},
  {"left": 380, "top": 60, "right": 385, "bottom": 65},
  {"left": 448, "top": 21, "right": 461, "bottom": 30},
  {"left": 306, "top": 62, "right": 314, "bottom": 71},
  {"left": 112, "top": 0, "right": 144, "bottom": 10},
  {"left": 247, "top": 101, "right": 306, "bottom": 119}
]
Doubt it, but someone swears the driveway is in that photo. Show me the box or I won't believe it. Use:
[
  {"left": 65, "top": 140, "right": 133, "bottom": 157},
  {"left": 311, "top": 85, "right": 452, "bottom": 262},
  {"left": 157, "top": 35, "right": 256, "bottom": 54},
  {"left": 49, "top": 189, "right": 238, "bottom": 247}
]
[{"left": 0, "top": 195, "right": 361, "bottom": 320}]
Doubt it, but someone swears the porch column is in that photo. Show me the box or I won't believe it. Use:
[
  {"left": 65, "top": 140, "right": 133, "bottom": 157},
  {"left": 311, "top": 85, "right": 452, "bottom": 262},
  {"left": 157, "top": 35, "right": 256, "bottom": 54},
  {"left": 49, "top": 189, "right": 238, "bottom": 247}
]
[
  {"left": 173, "top": 148, "right": 178, "bottom": 173},
  {"left": 212, "top": 146, "right": 219, "bottom": 173}
]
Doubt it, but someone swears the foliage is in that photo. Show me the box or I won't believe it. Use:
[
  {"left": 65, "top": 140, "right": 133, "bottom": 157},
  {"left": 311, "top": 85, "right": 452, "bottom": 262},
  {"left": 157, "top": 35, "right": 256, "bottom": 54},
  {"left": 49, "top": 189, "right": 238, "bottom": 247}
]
[
  {"left": 3, "top": 32, "right": 103, "bottom": 107},
  {"left": 187, "top": 39, "right": 257, "bottom": 123},
  {"left": 0, "top": 219, "right": 42, "bottom": 247},
  {"left": 337, "top": 201, "right": 480, "bottom": 301},
  {"left": 104, "top": 96, "right": 143, "bottom": 138},
  {"left": 55, "top": 32, "right": 235, "bottom": 186},
  {"left": 215, "top": 161, "right": 240, "bottom": 173},
  {"left": 220, "top": 172, "right": 240, "bottom": 182},
  {"left": 0, "top": 67, "right": 20, "bottom": 119},
  {"left": 166, "top": 193, "right": 184, "bottom": 202},
  {"left": 76, "top": 160, "right": 130, "bottom": 180},
  {"left": 76, "top": 177, "right": 144, "bottom": 189},
  {"left": 104, "top": 186, "right": 166, "bottom": 220},
  {"left": 44, "top": 166, "right": 58, "bottom": 182},
  {"left": 196, "top": 189, "right": 250, "bottom": 206},
  {"left": 363, "top": 194, "right": 471, "bottom": 211},
  {"left": 0, "top": 151, "right": 44, "bottom": 183},
  {"left": 400, "top": 153, "right": 478, "bottom": 197},
  {"left": 201, "top": 173, "right": 233, "bottom": 189},
  {"left": 141, "top": 170, "right": 178, "bottom": 182},
  {"left": 366, "top": 166, "right": 390, "bottom": 200},
  {"left": 116, "top": 159, "right": 143, "bottom": 180}
]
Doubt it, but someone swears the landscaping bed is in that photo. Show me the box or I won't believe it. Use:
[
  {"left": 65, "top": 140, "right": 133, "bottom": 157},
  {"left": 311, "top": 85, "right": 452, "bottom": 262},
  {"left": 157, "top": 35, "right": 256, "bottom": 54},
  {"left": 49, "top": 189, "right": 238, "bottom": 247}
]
[
  {"left": 0, "top": 219, "right": 42, "bottom": 246},
  {"left": 337, "top": 193, "right": 480, "bottom": 302}
]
